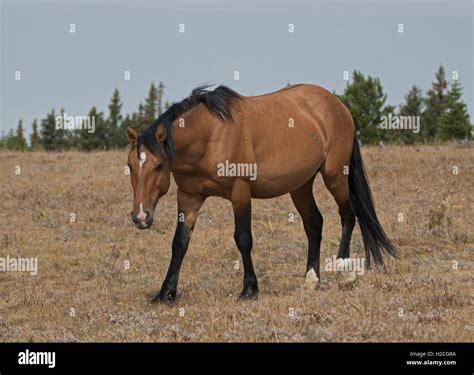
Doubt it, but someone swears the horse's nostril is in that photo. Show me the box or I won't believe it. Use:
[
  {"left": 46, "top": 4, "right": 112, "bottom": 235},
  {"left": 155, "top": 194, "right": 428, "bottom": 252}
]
[{"left": 145, "top": 211, "right": 153, "bottom": 225}]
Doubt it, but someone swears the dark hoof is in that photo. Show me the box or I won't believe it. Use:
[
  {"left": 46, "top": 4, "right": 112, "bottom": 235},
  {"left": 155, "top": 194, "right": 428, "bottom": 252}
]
[
  {"left": 238, "top": 284, "right": 259, "bottom": 300},
  {"left": 150, "top": 290, "right": 177, "bottom": 304}
]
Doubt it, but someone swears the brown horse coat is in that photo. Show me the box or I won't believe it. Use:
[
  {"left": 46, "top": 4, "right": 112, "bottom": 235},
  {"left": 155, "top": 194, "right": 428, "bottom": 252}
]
[{"left": 125, "top": 84, "right": 396, "bottom": 302}]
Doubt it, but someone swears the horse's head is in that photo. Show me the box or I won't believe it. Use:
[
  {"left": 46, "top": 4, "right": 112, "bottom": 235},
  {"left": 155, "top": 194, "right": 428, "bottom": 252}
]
[{"left": 125, "top": 124, "right": 171, "bottom": 229}]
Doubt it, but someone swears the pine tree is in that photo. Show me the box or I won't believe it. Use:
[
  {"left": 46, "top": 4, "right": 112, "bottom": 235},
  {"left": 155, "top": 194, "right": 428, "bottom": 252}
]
[
  {"left": 30, "top": 119, "right": 42, "bottom": 150},
  {"left": 399, "top": 86, "right": 424, "bottom": 144},
  {"left": 3, "top": 121, "right": 28, "bottom": 150},
  {"left": 401, "top": 86, "right": 424, "bottom": 117},
  {"left": 438, "top": 80, "right": 472, "bottom": 141},
  {"left": 138, "top": 102, "right": 145, "bottom": 117},
  {"left": 107, "top": 88, "right": 123, "bottom": 148},
  {"left": 40, "top": 109, "right": 70, "bottom": 150},
  {"left": 157, "top": 81, "right": 165, "bottom": 116},
  {"left": 77, "top": 107, "right": 107, "bottom": 151},
  {"left": 381, "top": 105, "right": 397, "bottom": 144},
  {"left": 4, "top": 129, "right": 16, "bottom": 149},
  {"left": 126, "top": 82, "right": 167, "bottom": 136},
  {"left": 93, "top": 107, "right": 108, "bottom": 150},
  {"left": 143, "top": 83, "right": 158, "bottom": 127},
  {"left": 65, "top": 127, "right": 80, "bottom": 150},
  {"left": 337, "top": 71, "right": 388, "bottom": 144},
  {"left": 57, "top": 108, "right": 70, "bottom": 149},
  {"left": 15, "top": 119, "right": 28, "bottom": 150},
  {"left": 40, "top": 110, "right": 59, "bottom": 150},
  {"left": 133, "top": 102, "right": 149, "bottom": 133},
  {"left": 422, "top": 65, "right": 448, "bottom": 141}
]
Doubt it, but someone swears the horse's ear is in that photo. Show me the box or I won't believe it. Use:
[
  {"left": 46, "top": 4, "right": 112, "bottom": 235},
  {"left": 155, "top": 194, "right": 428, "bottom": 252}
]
[
  {"left": 156, "top": 124, "right": 175, "bottom": 164},
  {"left": 155, "top": 124, "right": 167, "bottom": 145},
  {"left": 125, "top": 124, "right": 137, "bottom": 145}
]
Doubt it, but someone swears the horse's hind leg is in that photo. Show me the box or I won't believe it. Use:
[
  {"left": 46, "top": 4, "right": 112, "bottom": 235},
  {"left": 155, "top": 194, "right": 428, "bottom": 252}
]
[
  {"left": 290, "top": 176, "right": 323, "bottom": 288},
  {"left": 321, "top": 159, "right": 356, "bottom": 263}
]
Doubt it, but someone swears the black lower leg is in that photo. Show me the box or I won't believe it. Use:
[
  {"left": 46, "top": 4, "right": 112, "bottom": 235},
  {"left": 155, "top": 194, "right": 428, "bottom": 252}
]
[
  {"left": 234, "top": 207, "right": 258, "bottom": 299},
  {"left": 155, "top": 216, "right": 191, "bottom": 302},
  {"left": 304, "top": 206, "right": 323, "bottom": 278},
  {"left": 337, "top": 200, "right": 355, "bottom": 259},
  {"left": 290, "top": 180, "right": 323, "bottom": 280}
]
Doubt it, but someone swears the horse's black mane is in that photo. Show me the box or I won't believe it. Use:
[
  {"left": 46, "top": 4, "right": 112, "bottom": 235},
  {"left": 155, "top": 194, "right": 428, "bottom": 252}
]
[{"left": 138, "top": 85, "right": 241, "bottom": 166}]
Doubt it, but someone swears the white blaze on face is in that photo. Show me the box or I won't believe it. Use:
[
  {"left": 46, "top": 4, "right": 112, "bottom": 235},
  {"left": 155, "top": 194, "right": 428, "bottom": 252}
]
[
  {"left": 138, "top": 151, "right": 147, "bottom": 177},
  {"left": 137, "top": 150, "right": 148, "bottom": 221},
  {"left": 139, "top": 151, "right": 147, "bottom": 167},
  {"left": 138, "top": 203, "right": 147, "bottom": 222}
]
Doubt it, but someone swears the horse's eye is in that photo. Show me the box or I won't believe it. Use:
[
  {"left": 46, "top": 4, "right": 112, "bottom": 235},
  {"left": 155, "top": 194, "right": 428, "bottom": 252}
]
[{"left": 156, "top": 163, "right": 163, "bottom": 172}]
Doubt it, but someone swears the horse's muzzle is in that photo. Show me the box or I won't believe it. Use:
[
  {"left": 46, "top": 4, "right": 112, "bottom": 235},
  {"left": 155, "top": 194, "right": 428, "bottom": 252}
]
[{"left": 131, "top": 210, "right": 153, "bottom": 229}]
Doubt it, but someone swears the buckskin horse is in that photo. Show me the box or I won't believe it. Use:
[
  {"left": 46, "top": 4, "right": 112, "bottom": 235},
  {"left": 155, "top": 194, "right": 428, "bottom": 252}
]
[{"left": 125, "top": 84, "right": 397, "bottom": 302}]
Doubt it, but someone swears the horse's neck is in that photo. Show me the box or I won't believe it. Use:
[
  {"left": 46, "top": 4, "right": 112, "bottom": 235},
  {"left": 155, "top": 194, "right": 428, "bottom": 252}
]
[{"left": 170, "top": 109, "right": 212, "bottom": 173}]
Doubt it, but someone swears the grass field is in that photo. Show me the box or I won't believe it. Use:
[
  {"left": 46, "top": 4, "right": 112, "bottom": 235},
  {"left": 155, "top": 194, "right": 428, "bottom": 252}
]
[{"left": 0, "top": 145, "right": 473, "bottom": 342}]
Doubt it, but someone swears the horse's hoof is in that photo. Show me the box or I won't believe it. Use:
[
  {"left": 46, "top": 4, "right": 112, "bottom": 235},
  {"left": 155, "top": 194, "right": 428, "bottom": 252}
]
[
  {"left": 150, "top": 290, "right": 176, "bottom": 304},
  {"left": 304, "top": 268, "right": 320, "bottom": 290},
  {"left": 238, "top": 285, "right": 259, "bottom": 300},
  {"left": 238, "top": 292, "right": 258, "bottom": 301},
  {"left": 338, "top": 270, "right": 357, "bottom": 285}
]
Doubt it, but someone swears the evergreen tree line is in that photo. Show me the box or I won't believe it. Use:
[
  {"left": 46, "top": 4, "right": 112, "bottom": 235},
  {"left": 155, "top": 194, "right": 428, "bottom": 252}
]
[
  {"left": 1, "top": 81, "right": 168, "bottom": 151},
  {"left": 336, "top": 65, "right": 472, "bottom": 144},
  {"left": 1, "top": 66, "right": 472, "bottom": 151}
]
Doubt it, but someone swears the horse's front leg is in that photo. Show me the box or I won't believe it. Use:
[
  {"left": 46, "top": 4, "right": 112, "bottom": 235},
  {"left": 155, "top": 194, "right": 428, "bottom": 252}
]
[
  {"left": 151, "top": 189, "right": 205, "bottom": 303},
  {"left": 231, "top": 179, "right": 258, "bottom": 299}
]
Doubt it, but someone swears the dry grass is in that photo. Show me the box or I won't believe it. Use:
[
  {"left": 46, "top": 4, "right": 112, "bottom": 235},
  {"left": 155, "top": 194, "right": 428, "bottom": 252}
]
[{"left": 0, "top": 145, "right": 473, "bottom": 342}]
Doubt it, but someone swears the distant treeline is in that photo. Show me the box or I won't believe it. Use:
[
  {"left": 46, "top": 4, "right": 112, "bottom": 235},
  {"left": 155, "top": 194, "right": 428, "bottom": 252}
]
[
  {"left": 1, "top": 65, "right": 472, "bottom": 151},
  {"left": 1, "top": 81, "right": 169, "bottom": 152},
  {"left": 336, "top": 65, "right": 472, "bottom": 144}
]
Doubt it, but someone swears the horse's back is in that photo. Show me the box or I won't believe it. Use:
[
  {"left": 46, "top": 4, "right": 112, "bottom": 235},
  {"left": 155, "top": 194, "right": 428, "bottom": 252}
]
[
  {"left": 242, "top": 83, "right": 354, "bottom": 145},
  {"left": 233, "top": 84, "right": 354, "bottom": 198}
]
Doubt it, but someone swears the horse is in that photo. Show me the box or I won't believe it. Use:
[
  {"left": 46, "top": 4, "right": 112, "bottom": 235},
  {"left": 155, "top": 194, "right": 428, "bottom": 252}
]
[{"left": 125, "top": 84, "right": 397, "bottom": 302}]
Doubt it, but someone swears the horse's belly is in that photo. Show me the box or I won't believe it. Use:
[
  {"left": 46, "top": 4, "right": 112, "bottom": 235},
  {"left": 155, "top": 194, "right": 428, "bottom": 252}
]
[
  {"left": 249, "top": 158, "right": 323, "bottom": 198},
  {"left": 248, "top": 123, "right": 327, "bottom": 198}
]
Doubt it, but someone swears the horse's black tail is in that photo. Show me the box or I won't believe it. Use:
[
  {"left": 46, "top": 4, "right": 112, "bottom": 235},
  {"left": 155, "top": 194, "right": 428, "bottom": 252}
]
[{"left": 349, "top": 137, "right": 397, "bottom": 266}]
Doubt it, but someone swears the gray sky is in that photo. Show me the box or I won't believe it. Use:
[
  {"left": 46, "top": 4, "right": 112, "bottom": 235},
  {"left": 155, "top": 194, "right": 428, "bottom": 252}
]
[{"left": 1, "top": 0, "right": 472, "bottom": 139}]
